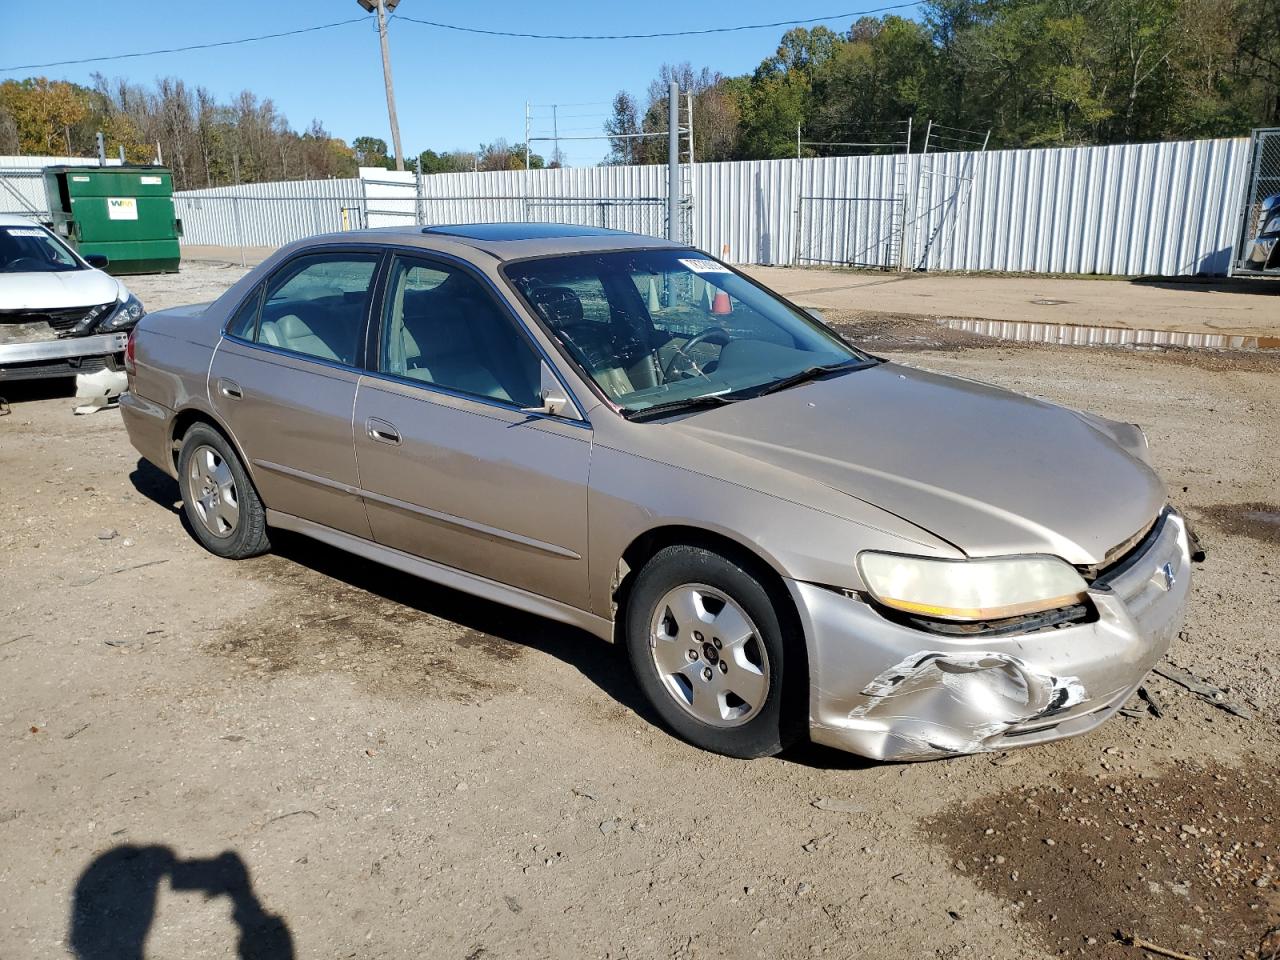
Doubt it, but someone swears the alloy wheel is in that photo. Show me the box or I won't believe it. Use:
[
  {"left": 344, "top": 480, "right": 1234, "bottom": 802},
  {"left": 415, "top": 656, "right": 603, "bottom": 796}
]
[
  {"left": 187, "top": 444, "right": 240, "bottom": 538},
  {"left": 649, "top": 583, "right": 770, "bottom": 727}
]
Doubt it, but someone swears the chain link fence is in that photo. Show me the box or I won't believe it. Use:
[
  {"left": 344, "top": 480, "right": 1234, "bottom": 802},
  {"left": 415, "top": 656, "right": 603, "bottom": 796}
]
[
  {"left": 1231, "top": 128, "right": 1280, "bottom": 275},
  {"left": 0, "top": 167, "right": 53, "bottom": 221}
]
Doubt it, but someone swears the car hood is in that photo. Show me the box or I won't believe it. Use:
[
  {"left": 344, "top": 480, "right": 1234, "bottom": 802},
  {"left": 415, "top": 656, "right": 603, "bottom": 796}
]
[
  {"left": 672, "top": 362, "right": 1165, "bottom": 566},
  {"left": 0, "top": 269, "right": 123, "bottom": 310}
]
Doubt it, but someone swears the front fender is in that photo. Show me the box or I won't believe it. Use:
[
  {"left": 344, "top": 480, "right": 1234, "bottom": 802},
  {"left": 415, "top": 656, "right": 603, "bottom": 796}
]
[{"left": 585, "top": 444, "right": 960, "bottom": 622}]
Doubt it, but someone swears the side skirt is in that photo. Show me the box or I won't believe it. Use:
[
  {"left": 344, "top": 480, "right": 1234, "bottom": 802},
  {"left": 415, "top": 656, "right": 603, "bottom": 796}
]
[{"left": 265, "top": 509, "right": 614, "bottom": 643}]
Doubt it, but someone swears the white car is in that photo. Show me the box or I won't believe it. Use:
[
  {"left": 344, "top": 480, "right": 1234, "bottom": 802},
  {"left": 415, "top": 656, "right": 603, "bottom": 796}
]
[{"left": 0, "top": 214, "right": 145, "bottom": 397}]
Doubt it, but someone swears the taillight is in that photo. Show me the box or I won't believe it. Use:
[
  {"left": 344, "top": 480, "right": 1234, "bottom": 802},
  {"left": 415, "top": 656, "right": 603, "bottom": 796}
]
[{"left": 124, "top": 328, "right": 137, "bottom": 376}]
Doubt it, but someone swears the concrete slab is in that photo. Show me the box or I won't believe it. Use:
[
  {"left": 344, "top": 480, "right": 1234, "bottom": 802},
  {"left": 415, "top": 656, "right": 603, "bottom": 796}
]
[{"left": 182, "top": 244, "right": 274, "bottom": 266}]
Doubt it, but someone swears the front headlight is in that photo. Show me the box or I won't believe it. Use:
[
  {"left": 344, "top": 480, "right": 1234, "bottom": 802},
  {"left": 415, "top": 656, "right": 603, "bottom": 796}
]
[
  {"left": 98, "top": 293, "right": 145, "bottom": 332},
  {"left": 856, "top": 552, "right": 1088, "bottom": 622}
]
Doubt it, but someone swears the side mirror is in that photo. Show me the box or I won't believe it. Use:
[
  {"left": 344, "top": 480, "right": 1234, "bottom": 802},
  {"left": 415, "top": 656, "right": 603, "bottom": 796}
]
[
  {"left": 84, "top": 253, "right": 110, "bottom": 269},
  {"left": 806, "top": 307, "right": 826, "bottom": 323},
  {"left": 525, "top": 360, "right": 581, "bottom": 421}
]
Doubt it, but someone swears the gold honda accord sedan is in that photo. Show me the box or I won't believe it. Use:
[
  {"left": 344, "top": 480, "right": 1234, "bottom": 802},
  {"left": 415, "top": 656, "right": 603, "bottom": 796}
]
[{"left": 121, "top": 224, "right": 1195, "bottom": 761}]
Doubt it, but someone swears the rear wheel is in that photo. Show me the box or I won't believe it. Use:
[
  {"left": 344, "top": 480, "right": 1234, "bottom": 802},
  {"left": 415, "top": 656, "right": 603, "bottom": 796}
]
[
  {"left": 625, "top": 545, "right": 801, "bottom": 758},
  {"left": 177, "top": 423, "right": 270, "bottom": 560}
]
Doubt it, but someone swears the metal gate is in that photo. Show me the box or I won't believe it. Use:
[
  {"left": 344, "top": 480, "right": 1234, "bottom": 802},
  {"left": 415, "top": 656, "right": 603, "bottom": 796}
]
[
  {"left": 524, "top": 197, "right": 667, "bottom": 237},
  {"left": 1230, "top": 127, "right": 1280, "bottom": 275},
  {"left": 794, "top": 195, "right": 905, "bottom": 268},
  {"left": 0, "top": 167, "right": 52, "bottom": 220}
]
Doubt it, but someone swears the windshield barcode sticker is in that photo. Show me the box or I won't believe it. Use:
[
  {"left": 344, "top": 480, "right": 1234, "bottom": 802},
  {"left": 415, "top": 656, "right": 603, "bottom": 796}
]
[
  {"left": 678, "top": 258, "right": 731, "bottom": 274},
  {"left": 6, "top": 228, "right": 45, "bottom": 237}
]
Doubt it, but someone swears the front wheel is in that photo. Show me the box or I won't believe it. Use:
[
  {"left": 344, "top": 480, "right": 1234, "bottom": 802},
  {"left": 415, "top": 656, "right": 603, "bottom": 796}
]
[
  {"left": 625, "top": 545, "right": 801, "bottom": 758},
  {"left": 177, "top": 423, "right": 270, "bottom": 560}
]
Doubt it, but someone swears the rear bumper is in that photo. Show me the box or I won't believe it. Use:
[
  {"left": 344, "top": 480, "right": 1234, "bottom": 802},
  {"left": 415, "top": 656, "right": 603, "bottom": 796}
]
[
  {"left": 120, "top": 390, "right": 176, "bottom": 477},
  {"left": 790, "top": 509, "right": 1191, "bottom": 761}
]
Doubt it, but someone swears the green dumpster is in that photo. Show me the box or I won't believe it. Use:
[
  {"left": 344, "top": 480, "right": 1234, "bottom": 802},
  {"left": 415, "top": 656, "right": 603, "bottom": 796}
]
[{"left": 43, "top": 165, "right": 182, "bottom": 275}]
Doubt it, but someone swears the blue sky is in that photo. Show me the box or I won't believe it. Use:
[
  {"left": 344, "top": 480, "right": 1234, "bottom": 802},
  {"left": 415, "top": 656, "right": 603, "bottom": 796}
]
[{"left": 0, "top": 1, "right": 922, "bottom": 166}]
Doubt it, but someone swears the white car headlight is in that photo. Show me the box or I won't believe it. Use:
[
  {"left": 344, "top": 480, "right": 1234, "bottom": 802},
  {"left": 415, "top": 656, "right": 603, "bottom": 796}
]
[
  {"left": 98, "top": 292, "right": 146, "bottom": 332},
  {"left": 856, "top": 552, "right": 1088, "bottom": 622}
]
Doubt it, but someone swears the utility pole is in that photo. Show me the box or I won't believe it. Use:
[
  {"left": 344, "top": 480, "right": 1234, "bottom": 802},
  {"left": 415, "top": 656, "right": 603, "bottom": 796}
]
[
  {"left": 552, "top": 104, "right": 560, "bottom": 167},
  {"left": 358, "top": 0, "right": 405, "bottom": 171},
  {"left": 667, "top": 80, "right": 680, "bottom": 242}
]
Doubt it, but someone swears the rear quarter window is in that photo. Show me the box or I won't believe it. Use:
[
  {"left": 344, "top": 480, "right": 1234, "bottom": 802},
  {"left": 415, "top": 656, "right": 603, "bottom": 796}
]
[{"left": 225, "top": 285, "right": 262, "bottom": 340}]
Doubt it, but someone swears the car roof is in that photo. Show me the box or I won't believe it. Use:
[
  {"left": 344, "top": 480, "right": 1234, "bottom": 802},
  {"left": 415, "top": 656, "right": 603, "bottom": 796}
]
[
  {"left": 349, "top": 222, "right": 684, "bottom": 262},
  {"left": 0, "top": 214, "right": 42, "bottom": 227}
]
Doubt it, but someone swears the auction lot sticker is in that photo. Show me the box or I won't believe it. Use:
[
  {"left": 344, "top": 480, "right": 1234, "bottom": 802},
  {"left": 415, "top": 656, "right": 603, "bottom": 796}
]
[
  {"left": 678, "top": 258, "right": 732, "bottom": 274},
  {"left": 107, "top": 197, "right": 138, "bottom": 220}
]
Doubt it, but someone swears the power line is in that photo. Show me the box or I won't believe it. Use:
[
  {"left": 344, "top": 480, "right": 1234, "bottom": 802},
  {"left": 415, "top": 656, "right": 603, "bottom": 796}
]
[
  {"left": 394, "top": 4, "right": 920, "bottom": 40},
  {"left": 0, "top": 17, "right": 367, "bottom": 72},
  {"left": 0, "top": 4, "right": 924, "bottom": 74}
]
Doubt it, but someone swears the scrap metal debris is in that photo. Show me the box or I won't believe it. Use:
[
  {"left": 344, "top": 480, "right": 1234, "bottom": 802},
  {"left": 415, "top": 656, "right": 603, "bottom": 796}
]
[
  {"left": 1259, "top": 927, "right": 1280, "bottom": 960},
  {"left": 71, "top": 558, "right": 168, "bottom": 588},
  {"left": 811, "top": 797, "right": 864, "bottom": 813},
  {"left": 1117, "top": 931, "right": 1201, "bottom": 960},
  {"left": 1137, "top": 685, "right": 1164, "bottom": 718},
  {"left": 1153, "top": 665, "right": 1252, "bottom": 720}
]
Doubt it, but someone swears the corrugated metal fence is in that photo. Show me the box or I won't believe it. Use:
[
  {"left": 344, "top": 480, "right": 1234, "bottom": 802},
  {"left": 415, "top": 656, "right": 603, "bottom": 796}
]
[
  {"left": 686, "top": 138, "right": 1248, "bottom": 274},
  {"left": 173, "top": 178, "right": 365, "bottom": 247},
  {"left": 5, "top": 139, "right": 1252, "bottom": 276}
]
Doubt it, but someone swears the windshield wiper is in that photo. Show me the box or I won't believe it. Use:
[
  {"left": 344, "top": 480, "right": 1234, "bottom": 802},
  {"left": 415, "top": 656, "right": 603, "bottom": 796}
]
[
  {"left": 751, "top": 359, "right": 873, "bottom": 398},
  {"left": 625, "top": 392, "right": 736, "bottom": 422}
]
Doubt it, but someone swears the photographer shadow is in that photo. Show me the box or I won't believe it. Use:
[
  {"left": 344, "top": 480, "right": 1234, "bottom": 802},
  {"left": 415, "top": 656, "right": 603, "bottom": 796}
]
[{"left": 70, "top": 845, "right": 292, "bottom": 960}]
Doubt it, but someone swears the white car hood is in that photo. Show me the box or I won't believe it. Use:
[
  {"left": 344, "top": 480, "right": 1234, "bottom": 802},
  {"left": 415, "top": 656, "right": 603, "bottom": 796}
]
[{"left": 0, "top": 269, "right": 124, "bottom": 310}]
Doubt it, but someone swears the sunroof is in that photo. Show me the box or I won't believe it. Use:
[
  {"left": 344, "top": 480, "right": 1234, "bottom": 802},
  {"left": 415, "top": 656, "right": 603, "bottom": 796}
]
[{"left": 423, "top": 223, "right": 629, "bottom": 241}]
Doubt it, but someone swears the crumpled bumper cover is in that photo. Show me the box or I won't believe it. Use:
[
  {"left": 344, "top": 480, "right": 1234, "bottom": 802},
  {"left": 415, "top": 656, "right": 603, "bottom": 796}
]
[{"left": 790, "top": 510, "right": 1192, "bottom": 761}]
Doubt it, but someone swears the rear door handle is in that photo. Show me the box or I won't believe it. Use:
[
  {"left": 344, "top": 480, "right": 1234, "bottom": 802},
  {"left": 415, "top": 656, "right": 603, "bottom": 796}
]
[
  {"left": 217, "top": 378, "right": 243, "bottom": 400},
  {"left": 366, "top": 418, "right": 401, "bottom": 445}
]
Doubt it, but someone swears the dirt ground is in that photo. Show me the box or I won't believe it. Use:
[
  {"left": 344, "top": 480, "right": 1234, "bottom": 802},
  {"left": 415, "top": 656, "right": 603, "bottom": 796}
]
[{"left": 2, "top": 261, "right": 1278, "bottom": 960}]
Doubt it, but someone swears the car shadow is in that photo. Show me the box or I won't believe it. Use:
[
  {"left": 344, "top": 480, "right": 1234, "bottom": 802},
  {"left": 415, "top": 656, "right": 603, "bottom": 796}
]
[
  {"left": 130, "top": 457, "right": 181, "bottom": 515},
  {"left": 777, "top": 740, "right": 880, "bottom": 771},
  {"left": 0, "top": 376, "right": 77, "bottom": 404},
  {"left": 1129, "top": 275, "right": 1280, "bottom": 295},
  {"left": 274, "top": 531, "right": 884, "bottom": 771},
  {"left": 69, "top": 845, "right": 293, "bottom": 960},
  {"left": 127, "top": 461, "right": 881, "bottom": 771},
  {"left": 268, "top": 528, "right": 659, "bottom": 726}
]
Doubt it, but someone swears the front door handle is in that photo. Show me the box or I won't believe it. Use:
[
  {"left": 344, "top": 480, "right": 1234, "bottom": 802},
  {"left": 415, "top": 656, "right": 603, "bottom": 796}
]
[
  {"left": 217, "top": 378, "right": 243, "bottom": 400},
  {"left": 366, "top": 418, "right": 401, "bottom": 445}
]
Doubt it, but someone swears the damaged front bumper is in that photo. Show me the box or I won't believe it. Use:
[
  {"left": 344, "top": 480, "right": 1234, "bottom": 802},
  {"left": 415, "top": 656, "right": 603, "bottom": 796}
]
[
  {"left": 790, "top": 509, "right": 1192, "bottom": 761},
  {"left": 0, "top": 331, "right": 130, "bottom": 389}
]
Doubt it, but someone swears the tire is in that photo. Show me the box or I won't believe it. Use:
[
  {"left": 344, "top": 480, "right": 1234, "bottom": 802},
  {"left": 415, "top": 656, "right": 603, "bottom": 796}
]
[
  {"left": 625, "top": 545, "right": 803, "bottom": 759},
  {"left": 177, "top": 423, "right": 270, "bottom": 560}
]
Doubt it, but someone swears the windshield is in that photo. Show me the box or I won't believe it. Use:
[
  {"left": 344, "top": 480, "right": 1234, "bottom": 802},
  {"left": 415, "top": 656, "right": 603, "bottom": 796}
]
[
  {"left": 0, "top": 224, "right": 83, "bottom": 273},
  {"left": 504, "top": 248, "right": 871, "bottom": 414}
]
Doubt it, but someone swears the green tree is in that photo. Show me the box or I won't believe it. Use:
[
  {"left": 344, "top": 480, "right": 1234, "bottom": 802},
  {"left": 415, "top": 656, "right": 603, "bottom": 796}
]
[{"left": 353, "top": 135, "right": 391, "bottom": 167}]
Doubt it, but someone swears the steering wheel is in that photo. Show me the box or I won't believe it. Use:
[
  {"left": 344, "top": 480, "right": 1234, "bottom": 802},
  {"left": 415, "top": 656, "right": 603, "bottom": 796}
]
[{"left": 662, "top": 327, "right": 732, "bottom": 380}]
